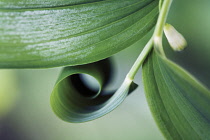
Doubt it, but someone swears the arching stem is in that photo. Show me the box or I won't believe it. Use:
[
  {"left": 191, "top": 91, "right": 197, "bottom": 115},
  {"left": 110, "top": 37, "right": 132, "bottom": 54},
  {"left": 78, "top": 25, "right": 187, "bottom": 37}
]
[
  {"left": 153, "top": 0, "right": 173, "bottom": 56},
  {"left": 126, "top": 0, "right": 173, "bottom": 81},
  {"left": 127, "top": 37, "right": 154, "bottom": 80}
]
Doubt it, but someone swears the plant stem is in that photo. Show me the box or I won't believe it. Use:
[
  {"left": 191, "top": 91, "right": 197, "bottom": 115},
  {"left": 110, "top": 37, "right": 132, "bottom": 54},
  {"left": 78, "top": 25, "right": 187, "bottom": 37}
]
[
  {"left": 126, "top": 37, "right": 154, "bottom": 80},
  {"left": 126, "top": 0, "right": 173, "bottom": 80},
  {"left": 159, "top": 0, "right": 163, "bottom": 11},
  {"left": 153, "top": 0, "right": 173, "bottom": 56}
]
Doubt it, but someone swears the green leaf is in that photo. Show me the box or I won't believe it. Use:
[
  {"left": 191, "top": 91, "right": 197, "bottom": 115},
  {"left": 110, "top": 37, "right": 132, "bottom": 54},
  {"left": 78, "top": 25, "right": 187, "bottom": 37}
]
[
  {"left": 142, "top": 51, "right": 210, "bottom": 139},
  {"left": 0, "top": 70, "right": 19, "bottom": 117},
  {"left": 0, "top": 0, "right": 158, "bottom": 68},
  {"left": 50, "top": 59, "right": 137, "bottom": 122}
]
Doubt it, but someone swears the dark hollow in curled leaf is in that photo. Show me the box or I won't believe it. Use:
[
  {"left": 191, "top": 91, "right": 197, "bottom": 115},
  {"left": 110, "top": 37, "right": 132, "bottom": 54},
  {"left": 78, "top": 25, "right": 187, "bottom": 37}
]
[
  {"left": 0, "top": 0, "right": 158, "bottom": 68},
  {"left": 143, "top": 51, "right": 210, "bottom": 140},
  {"left": 51, "top": 59, "right": 137, "bottom": 123}
]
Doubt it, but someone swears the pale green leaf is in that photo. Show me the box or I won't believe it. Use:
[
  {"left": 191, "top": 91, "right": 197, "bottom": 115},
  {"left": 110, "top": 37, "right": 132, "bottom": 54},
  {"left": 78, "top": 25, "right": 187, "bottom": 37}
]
[
  {"left": 0, "top": 0, "right": 158, "bottom": 68},
  {"left": 143, "top": 51, "right": 210, "bottom": 139},
  {"left": 51, "top": 59, "right": 137, "bottom": 122}
]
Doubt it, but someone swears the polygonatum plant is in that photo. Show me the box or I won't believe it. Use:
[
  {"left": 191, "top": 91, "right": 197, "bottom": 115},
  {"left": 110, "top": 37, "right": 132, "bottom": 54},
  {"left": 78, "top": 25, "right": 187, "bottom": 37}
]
[{"left": 1, "top": 0, "right": 210, "bottom": 139}]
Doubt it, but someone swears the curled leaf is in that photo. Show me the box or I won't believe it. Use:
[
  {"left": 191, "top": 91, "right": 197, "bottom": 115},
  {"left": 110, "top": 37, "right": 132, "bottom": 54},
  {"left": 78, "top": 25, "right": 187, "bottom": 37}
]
[
  {"left": 51, "top": 59, "right": 137, "bottom": 122},
  {"left": 0, "top": 70, "right": 19, "bottom": 117}
]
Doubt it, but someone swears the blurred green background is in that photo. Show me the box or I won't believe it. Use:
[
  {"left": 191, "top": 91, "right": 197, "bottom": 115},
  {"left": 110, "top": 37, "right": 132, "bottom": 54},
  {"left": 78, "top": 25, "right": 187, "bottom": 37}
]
[{"left": 0, "top": 1, "right": 209, "bottom": 140}]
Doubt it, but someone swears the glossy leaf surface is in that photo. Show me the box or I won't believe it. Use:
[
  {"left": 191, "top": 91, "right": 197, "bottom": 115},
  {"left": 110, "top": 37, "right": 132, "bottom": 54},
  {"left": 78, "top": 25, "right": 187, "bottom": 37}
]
[{"left": 0, "top": 0, "right": 158, "bottom": 68}]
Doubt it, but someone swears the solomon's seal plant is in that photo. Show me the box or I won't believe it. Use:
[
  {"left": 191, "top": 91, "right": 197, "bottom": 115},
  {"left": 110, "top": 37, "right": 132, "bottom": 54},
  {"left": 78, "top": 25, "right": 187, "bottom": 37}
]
[{"left": 1, "top": 0, "right": 210, "bottom": 139}]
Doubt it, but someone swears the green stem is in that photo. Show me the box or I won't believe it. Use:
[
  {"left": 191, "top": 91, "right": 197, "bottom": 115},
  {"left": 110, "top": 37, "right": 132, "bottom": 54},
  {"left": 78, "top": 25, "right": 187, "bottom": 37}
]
[
  {"left": 159, "top": 0, "right": 163, "bottom": 11},
  {"left": 127, "top": 37, "right": 154, "bottom": 80},
  {"left": 153, "top": 0, "right": 173, "bottom": 56},
  {"left": 126, "top": 0, "right": 173, "bottom": 80}
]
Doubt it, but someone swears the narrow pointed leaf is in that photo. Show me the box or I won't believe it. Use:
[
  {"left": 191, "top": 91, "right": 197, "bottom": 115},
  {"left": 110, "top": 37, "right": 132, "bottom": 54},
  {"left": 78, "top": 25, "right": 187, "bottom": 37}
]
[
  {"left": 143, "top": 51, "right": 210, "bottom": 139},
  {"left": 0, "top": 0, "right": 158, "bottom": 68},
  {"left": 51, "top": 59, "right": 137, "bottom": 123}
]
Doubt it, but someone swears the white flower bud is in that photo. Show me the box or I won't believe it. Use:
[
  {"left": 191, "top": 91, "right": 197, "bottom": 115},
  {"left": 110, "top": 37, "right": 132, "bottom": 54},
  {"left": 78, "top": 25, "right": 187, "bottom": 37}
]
[{"left": 164, "top": 23, "right": 187, "bottom": 51}]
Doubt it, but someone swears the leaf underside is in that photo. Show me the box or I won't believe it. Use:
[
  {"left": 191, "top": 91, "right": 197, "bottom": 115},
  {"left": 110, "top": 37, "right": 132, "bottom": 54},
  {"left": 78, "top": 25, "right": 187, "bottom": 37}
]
[
  {"left": 143, "top": 51, "right": 210, "bottom": 140},
  {"left": 0, "top": 0, "right": 158, "bottom": 68}
]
